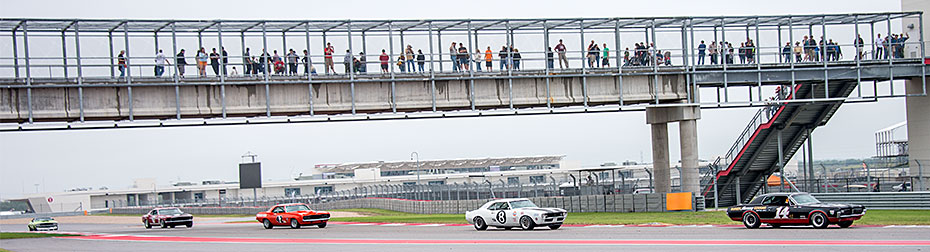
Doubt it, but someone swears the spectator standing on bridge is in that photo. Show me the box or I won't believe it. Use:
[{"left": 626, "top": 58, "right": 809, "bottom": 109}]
[
  {"left": 287, "top": 49, "right": 299, "bottom": 75},
  {"left": 303, "top": 49, "right": 314, "bottom": 76},
  {"left": 418, "top": 49, "right": 427, "bottom": 72},
  {"left": 379, "top": 49, "right": 389, "bottom": 74},
  {"left": 546, "top": 47, "right": 554, "bottom": 70},
  {"left": 726, "top": 43, "right": 734, "bottom": 64},
  {"left": 648, "top": 43, "right": 656, "bottom": 66},
  {"left": 458, "top": 43, "right": 469, "bottom": 72},
  {"left": 664, "top": 51, "right": 671, "bottom": 66},
  {"left": 231, "top": 66, "right": 238, "bottom": 76},
  {"left": 499, "top": 46, "right": 509, "bottom": 70},
  {"left": 738, "top": 43, "right": 747, "bottom": 64},
  {"left": 358, "top": 52, "right": 367, "bottom": 73},
  {"left": 782, "top": 42, "right": 792, "bottom": 63},
  {"left": 708, "top": 41, "right": 717, "bottom": 64},
  {"left": 593, "top": 43, "right": 601, "bottom": 68},
  {"left": 697, "top": 41, "right": 706, "bottom": 65},
  {"left": 554, "top": 39, "right": 568, "bottom": 69},
  {"left": 602, "top": 43, "right": 610, "bottom": 68},
  {"left": 512, "top": 48, "right": 521, "bottom": 70},
  {"left": 874, "top": 34, "right": 884, "bottom": 59},
  {"left": 324, "top": 43, "right": 335, "bottom": 75},
  {"left": 450, "top": 42, "right": 459, "bottom": 72},
  {"left": 154, "top": 50, "right": 168, "bottom": 77},
  {"left": 474, "top": 48, "right": 483, "bottom": 72},
  {"left": 793, "top": 42, "right": 803, "bottom": 63},
  {"left": 855, "top": 34, "right": 865, "bottom": 60},
  {"left": 344, "top": 49, "right": 352, "bottom": 74},
  {"left": 586, "top": 41, "right": 596, "bottom": 68},
  {"left": 260, "top": 49, "right": 270, "bottom": 76},
  {"left": 175, "top": 49, "right": 187, "bottom": 77},
  {"left": 746, "top": 39, "right": 755, "bottom": 64},
  {"left": 222, "top": 47, "right": 228, "bottom": 75},
  {"left": 405, "top": 45, "right": 416, "bottom": 73},
  {"left": 196, "top": 48, "right": 208, "bottom": 77},
  {"left": 117, "top": 50, "right": 127, "bottom": 77},
  {"left": 243, "top": 48, "right": 252, "bottom": 77},
  {"left": 397, "top": 54, "right": 406, "bottom": 73},
  {"left": 895, "top": 33, "right": 909, "bottom": 59},
  {"left": 623, "top": 48, "right": 630, "bottom": 66},
  {"left": 210, "top": 48, "right": 220, "bottom": 76},
  {"left": 485, "top": 47, "right": 493, "bottom": 71}
]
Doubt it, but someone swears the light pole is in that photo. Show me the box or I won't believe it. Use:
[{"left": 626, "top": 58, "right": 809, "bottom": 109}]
[{"left": 411, "top": 152, "right": 420, "bottom": 200}]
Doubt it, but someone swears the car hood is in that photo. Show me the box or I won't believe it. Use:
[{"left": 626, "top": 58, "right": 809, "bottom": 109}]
[
  {"left": 514, "top": 207, "right": 567, "bottom": 213},
  {"left": 800, "top": 203, "right": 863, "bottom": 209},
  {"left": 156, "top": 214, "right": 192, "bottom": 218}
]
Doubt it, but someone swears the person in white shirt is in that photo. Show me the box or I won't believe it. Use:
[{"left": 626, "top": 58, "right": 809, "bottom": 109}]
[
  {"left": 154, "top": 50, "right": 169, "bottom": 77},
  {"left": 230, "top": 66, "right": 239, "bottom": 76}
]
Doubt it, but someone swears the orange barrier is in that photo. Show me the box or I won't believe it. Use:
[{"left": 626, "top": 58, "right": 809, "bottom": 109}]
[{"left": 665, "top": 192, "right": 693, "bottom": 211}]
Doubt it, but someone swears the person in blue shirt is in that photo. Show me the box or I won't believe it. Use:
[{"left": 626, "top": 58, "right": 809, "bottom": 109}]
[{"left": 697, "top": 41, "right": 706, "bottom": 65}]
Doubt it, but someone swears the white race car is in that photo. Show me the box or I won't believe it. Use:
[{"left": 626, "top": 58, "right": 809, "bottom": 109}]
[{"left": 465, "top": 198, "right": 567, "bottom": 231}]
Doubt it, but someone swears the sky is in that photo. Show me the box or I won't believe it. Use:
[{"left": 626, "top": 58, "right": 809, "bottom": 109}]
[{"left": 0, "top": 0, "right": 913, "bottom": 199}]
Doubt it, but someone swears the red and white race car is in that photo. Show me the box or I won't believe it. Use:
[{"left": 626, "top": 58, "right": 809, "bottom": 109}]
[
  {"left": 255, "top": 203, "right": 330, "bottom": 229},
  {"left": 142, "top": 207, "right": 193, "bottom": 229}
]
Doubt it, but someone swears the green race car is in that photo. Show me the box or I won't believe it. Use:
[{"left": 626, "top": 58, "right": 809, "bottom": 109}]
[{"left": 27, "top": 217, "right": 59, "bottom": 231}]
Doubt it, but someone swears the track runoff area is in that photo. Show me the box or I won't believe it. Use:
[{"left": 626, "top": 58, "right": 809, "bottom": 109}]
[{"left": 1, "top": 218, "right": 928, "bottom": 251}]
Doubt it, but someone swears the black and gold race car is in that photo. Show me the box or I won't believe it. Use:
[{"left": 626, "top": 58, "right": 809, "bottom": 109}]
[{"left": 727, "top": 192, "right": 865, "bottom": 229}]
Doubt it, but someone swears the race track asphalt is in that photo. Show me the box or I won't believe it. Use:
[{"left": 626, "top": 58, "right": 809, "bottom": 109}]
[{"left": 1, "top": 220, "right": 928, "bottom": 251}]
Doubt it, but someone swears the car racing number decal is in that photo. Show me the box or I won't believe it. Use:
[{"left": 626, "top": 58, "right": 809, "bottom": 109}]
[
  {"left": 496, "top": 210, "right": 507, "bottom": 224},
  {"left": 775, "top": 206, "right": 790, "bottom": 219},
  {"left": 276, "top": 215, "right": 285, "bottom": 223}
]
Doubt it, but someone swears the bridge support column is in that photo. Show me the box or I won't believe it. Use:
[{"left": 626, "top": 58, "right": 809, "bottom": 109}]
[
  {"left": 647, "top": 104, "right": 701, "bottom": 194},
  {"left": 679, "top": 119, "right": 700, "bottom": 194},
  {"left": 651, "top": 122, "right": 670, "bottom": 194}
]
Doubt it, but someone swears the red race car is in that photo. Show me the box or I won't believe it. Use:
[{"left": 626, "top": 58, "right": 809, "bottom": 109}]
[
  {"left": 256, "top": 203, "right": 330, "bottom": 229},
  {"left": 142, "top": 207, "right": 193, "bottom": 229}
]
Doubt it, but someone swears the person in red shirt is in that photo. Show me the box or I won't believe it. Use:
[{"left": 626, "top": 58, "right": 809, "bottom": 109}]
[
  {"left": 324, "top": 43, "right": 335, "bottom": 75},
  {"left": 379, "top": 49, "right": 390, "bottom": 74}
]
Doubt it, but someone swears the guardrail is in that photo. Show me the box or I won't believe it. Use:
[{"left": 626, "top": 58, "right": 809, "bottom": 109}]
[{"left": 811, "top": 192, "right": 930, "bottom": 209}]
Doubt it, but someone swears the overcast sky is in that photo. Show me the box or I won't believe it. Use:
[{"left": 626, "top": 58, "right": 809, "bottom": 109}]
[{"left": 0, "top": 0, "right": 912, "bottom": 199}]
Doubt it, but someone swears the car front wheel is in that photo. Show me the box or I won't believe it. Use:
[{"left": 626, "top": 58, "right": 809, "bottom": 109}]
[
  {"left": 144, "top": 221, "right": 151, "bottom": 229},
  {"left": 742, "top": 212, "right": 761, "bottom": 229},
  {"left": 549, "top": 224, "right": 562, "bottom": 230},
  {"left": 810, "top": 212, "right": 829, "bottom": 229},
  {"left": 262, "top": 219, "right": 273, "bottom": 229},
  {"left": 160, "top": 221, "right": 167, "bottom": 228},
  {"left": 318, "top": 222, "right": 327, "bottom": 228},
  {"left": 185, "top": 222, "right": 193, "bottom": 228},
  {"left": 289, "top": 219, "right": 300, "bottom": 229},
  {"left": 473, "top": 217, "right": 488, "bottom": 231},
  {"left": 519, "top": 216, "right": 535, "bottom": 230}
]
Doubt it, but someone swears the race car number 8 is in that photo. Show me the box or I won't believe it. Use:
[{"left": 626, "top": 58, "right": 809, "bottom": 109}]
[{"left": 496, "top": 211, "right": 506, "bottom": 224}]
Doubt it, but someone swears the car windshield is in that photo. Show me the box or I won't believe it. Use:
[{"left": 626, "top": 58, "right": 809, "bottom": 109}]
[
  {"left": 791, "top": 194, "right": 821, "bottom": 205},
  {"left": 158, "top": 208, "right": 182, "bottom": 215},
  {"left": 285, "top": 205, "right": 311, "bottom": 212},
  {"left": 509, "top": 200, "right": 538, "bottom": 209},
  {"left": 34, "top": 217, "right": 53, "bottom": 221}
]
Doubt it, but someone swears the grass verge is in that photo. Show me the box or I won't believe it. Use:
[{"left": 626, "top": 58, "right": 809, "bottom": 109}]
[
  {"left": 0, "top": 232, "right": 81, "bottom": 240},
  {"left": 330, "top": 209, "right": 930, "bottom": 225}
]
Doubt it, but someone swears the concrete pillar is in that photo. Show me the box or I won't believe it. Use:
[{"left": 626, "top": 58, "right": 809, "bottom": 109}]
[
  {"left": 679, "top": 119, "right": 700, "bottom": 194},
  {"left": 906, "top": 77, "right": 929, "bottom": 191},
  {"left": 903, "top": 0, "right": 929, "bottom": 191},
  {"left": 647, "top": 105, "right": 701, "bottom": 195},
  {"left": 651, "top": 122, "right": 671, "bottom": 194}
]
